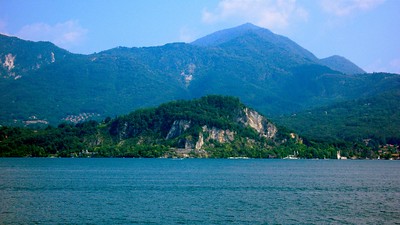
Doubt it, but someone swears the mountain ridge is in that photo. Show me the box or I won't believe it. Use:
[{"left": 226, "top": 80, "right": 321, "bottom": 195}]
[{"left": 0, "top": 24, "right": 399, "bottom": 145}]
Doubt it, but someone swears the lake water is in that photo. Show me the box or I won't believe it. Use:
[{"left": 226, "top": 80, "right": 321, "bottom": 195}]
[{"left": 0, "top": 158, "right": 399, "bottom": 224}]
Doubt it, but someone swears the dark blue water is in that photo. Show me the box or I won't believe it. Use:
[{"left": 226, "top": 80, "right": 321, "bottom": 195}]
[{"left": 0, "top": 158, "right": 399, "bottom": 224}]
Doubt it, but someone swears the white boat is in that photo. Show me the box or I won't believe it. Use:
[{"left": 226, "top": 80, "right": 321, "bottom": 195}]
[
  {"left": 283, "top": 155, "right": 299, "bottom": 159},
  {"left": 283, "top": 151, "right": 299, "bottom": 159},
  {"left": 228, "top": 157, "right": 250, "bottom": 159}
]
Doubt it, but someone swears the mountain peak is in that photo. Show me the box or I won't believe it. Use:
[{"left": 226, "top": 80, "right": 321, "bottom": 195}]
[
  {"left": 191, "top": 23, "right": 272, "bottom": 47},
  {"left": 192, "top": 23, "right": 318, "bottom": 64},
  {"left": 233, "top": 22, "right": 263, "bottom": 30},
  {"left": 320, "top": 55, "right": 366, "bottom": 74}
]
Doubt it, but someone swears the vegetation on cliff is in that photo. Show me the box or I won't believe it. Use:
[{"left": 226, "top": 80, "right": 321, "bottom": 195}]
[{"left": 1, "top": 95, "right": 397, "bottom": 159}]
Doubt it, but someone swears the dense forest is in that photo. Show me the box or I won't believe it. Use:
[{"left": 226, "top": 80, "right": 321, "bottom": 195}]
[
  {"left": 2, "top": 25, "right": 399, "bottom": 127},
  {"left": 1, "top": 96, "right": 398, "bottom": 159},
  {"left": 275, "top": 90, "right": 400, "bottom": 144}
]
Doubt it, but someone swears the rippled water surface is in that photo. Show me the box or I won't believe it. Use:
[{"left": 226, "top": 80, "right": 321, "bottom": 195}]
[{"left": 0, "top": 158, "right": 399, "bottom": 224}]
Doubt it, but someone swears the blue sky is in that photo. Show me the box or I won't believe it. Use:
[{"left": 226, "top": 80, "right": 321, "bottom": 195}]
[{"left": 1, "top": 0, "right": 399, "bottom": 73}]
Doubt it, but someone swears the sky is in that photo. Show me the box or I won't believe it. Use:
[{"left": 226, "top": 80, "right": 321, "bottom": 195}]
[{"left": 0, "top": 0, "right": 399, "bottom": 73}]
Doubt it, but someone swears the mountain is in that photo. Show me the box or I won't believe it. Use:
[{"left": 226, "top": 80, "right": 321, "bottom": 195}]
[
  {"left": 0, "top": 43, "right": 191, "bottom": 125},
  {"left": 0, "top": 96, "right": 306, "bottom": 158},
  {"left": 0, "top": 24, "right": 399, "bottom": 145},
  {"left": 0, "top": 34, "right": 71, "bottom": 79},
  {"left": 192, "top": 23, "right": 318, "bottom": 65},
  {"left": 320, "top": 55, "right": 366, "bottom": 74}
]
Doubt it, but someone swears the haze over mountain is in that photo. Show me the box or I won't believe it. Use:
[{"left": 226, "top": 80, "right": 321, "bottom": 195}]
[{"left": 0, "top": 23, "right": 399, "bottom": 143}]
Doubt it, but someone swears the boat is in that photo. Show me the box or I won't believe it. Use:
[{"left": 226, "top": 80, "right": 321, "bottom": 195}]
[
  {"left": 283, "top": 155, "right": 299, "bottom": 159},
  {"left": 283, "top": 151, "right": 299, "bottom": 159},
  {"left": 228, "top": 157, "right": 250, "bottom": 159}
]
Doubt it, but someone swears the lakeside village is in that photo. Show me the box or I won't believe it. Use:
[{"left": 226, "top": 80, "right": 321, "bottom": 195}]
[{"left": 71, "top": 145, "right": 400, "bottom": 160}]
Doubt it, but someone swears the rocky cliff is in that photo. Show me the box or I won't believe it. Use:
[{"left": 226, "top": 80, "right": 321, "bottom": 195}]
[
  {"left": 240, "top": 108, "right": 277, "bottom": 139},
  {"left": 104, "top": 96, "right": 293, "bottom": 158},
  {"left": 162, "top": 106, "right": 278, "bottom": 152},
  {"left": 0, "top": 95, "right": 307, "bottom": 158},
  {"left": 166, "top": 120, "right": 191, "bottom": 140}
]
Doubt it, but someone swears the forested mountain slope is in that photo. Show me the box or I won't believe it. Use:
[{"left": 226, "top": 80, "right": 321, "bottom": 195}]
[
  {"left": 0, "top": 96, "right": 301, "bottom": 158},
  {"left": 274, "top": 89, "right": 400, "bottom": 144},
  {"left": 1, "top": 24, "right": 399, "bottom": 146}
]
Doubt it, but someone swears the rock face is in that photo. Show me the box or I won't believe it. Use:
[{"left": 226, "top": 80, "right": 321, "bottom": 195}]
[
  {"left": 195, "top": 126, "right": 236, "bottom": 150},
  {"left": 1, "top": 53, "right": 19, "bottom": 79},
  {"left": 205, "top": 126, "right": 235, "bottom": 143},
  {"left": 166, "top": 120, "right": 236, "bottom": 150},
  {"left": 163, "top": 108, "right": 278, "bottom": 151},
  {"left": 240, "top": 108, "right": 277, "bottom": 139},
  {"left": 166, "top": 120, "right": 191, "bottom": 139},
  {"left": 170, "top": 108, "right": 278, "bottom": 151},
  {"left": 195, "top": 132, "right": 204, "bottom": 150},
  {"left": 3, "top": 53, "right": 15, "bottom": 71}
]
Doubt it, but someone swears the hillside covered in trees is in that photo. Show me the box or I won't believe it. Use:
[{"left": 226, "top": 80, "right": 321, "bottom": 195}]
[
  {"left": 1, "top": 96, "right": 397, "bottom": 159},
  {"left": 1, "top": 24, "right": 399, "bottom": 127},
  {"left": 275, "top": 90, "right": 400, "bottom": 145}
]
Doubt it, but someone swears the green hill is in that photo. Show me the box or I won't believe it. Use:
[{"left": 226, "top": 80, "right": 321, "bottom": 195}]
[
  {"left": 0, "top": 96, "right": 304, "bottom": 158},
  {"left": 2, "top": 95, "right": 396, "bottom": 159},
  {"left": 274, "top": 89, "right": 400, "bottom": 144}
]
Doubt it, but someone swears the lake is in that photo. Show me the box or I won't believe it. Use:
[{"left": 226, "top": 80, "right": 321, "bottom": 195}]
[{"left": 0, "top": 158, "right": 399, "bottom": 224}]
